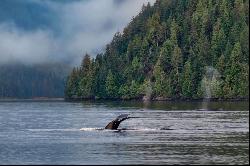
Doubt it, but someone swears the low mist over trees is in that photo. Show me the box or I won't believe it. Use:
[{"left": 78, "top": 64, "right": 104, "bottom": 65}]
[
  {"left": 65, "top": 0, "right": 249, "bottom": 100},
  {"left": 0, "top": 63, "right": 70, "bottom": 98}
]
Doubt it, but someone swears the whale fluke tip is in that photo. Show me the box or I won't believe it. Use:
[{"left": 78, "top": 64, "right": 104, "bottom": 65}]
[{"left": 105, "top": 114, "right": 131, "bottom": 130}]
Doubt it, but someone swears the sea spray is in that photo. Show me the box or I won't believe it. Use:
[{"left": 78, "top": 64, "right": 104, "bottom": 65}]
[{"left": 200, "top": 66, "right": 221, "bottom": 110}]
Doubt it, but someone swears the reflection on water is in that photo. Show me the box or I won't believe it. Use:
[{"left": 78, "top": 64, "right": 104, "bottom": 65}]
[
  {"left": 85, "top": 100, "right": 249, "bottom": 111},
  {"left": 0, "top": 101, "right": 249, "bottom": 165}
]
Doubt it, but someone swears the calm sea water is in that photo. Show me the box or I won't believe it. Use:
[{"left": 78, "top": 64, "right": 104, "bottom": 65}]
[{"left": 0, "top": 100, "right": 249, "bottom": 165}]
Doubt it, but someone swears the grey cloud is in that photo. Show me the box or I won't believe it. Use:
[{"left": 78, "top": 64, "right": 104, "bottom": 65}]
[{"left": 0, "top": 0, "right": 156, "bottom": 65}]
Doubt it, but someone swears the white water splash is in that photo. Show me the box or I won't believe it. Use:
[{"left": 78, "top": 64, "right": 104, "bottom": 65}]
[{"left": 79, "top": 127, "right": 103, "bottom": 131}]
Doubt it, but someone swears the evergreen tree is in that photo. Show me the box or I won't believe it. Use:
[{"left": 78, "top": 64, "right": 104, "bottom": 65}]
[
  {"left": 153, "top": 60, "right": 171, "bottom": 97},
  {"left": 105, "top": 70, "right": 118, "bottom": 98},
  {"left": 181, "top": 61, "right": 193, "bottom": 98},
  {"left": 170, "top": 45, "right": 183, "bottom": 97},
  {"left": 224, "top": 42, "right": 245, "bottom": 97},
  {"left": 65, "top": 67, "right": 79, "bottom": 98}
]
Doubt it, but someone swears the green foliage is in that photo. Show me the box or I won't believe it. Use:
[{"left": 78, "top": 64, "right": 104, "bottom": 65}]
[
  {"left": 224, "top": 42, "right": 248, "bottom": 98},
  {"left": 118, "top": 80, "right": 142, "bottom": 99},
  {"left": 159, "top": 39, "right": 173, "bottom": 73},
  {"left": 153, "top": 60, "right": 171, "bottom": 97},
  {"left": 65, "top": 67, "right": 79, "bottom": 98},
  {"left": 65, "top": 0, "right": 249, "bottom": 100},
  {"left": 181, "top": 61, "right": 193, "bottom": 98},
  {"left": 211, "top": 19, "right": 227, "bottom": 65},
  {"left": 105, "top": 70, "right": 118, "bottom": 98},
  {"left": 170, "top": 45, "right": 183, "bottom": 97}
]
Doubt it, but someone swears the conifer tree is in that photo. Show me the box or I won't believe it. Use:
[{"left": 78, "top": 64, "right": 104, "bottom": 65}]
[
  {"left": 105, "top": 70, "right": 118, "bottom": 98},
  {"left": 181, "top": 61, "right": 193, "bottom": 98}
]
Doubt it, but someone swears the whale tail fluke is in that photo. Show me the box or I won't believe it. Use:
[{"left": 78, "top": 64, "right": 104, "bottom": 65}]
[{"left": 105, "top": 113, "right": 135, "bottom": 130}]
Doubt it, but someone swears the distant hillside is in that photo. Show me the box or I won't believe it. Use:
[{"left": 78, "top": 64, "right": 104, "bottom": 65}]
[
  {"left": 0, "top": 63, "right": 71, "bottom": 98},
  {"left": 65, "top": 0, "right": 249, "bottom": 100}
]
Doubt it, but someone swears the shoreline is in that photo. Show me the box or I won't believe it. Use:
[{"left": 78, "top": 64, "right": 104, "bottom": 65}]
[
  {"left": 64, "top": 97, "right": 249, "bottom": 102},
  {"left": 0, "top": 97, "right": 248, "bottom": 102},
  {"left": 0, "top": 98, "right": 65, "bottom": 102}
]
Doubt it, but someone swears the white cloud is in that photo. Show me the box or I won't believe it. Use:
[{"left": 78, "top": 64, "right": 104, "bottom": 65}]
[
  {"left": 0, "top": 23, "right": 59, "bottom": 64},
  {"left": 0, "top": 0, "right": 156, "bottom": 65}
]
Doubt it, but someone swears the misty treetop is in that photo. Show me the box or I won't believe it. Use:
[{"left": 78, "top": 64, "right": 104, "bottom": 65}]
[
  {"left": 65, "top": 0, "right": 249, "bottom": 100},
  {"left": 0, "top": 63, "right": 70, "bottom": 98}
]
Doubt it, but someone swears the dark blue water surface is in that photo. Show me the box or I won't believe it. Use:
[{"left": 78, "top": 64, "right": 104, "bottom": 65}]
[{"left": 0, "top": 100, "right": 249, "bottom": 165}]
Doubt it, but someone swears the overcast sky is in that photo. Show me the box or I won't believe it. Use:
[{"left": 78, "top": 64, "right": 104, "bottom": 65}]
[{"left": 0, "top": 0, "right": 156, "bottom": 65}]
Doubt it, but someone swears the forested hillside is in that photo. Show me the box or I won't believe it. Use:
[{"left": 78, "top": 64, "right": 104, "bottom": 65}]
[
  {"left": 0, "top": 63, "right": 70, "bottom": 98},
  {"left": 65, "top": 0, "right": 249, "bottom": 100}
]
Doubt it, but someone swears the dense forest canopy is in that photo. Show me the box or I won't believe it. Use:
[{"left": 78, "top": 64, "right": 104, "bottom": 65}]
[
  {"left": 65, "top": 0, "right": 249, "bottom": 100},
  {"left": 0, "top": 63, "right": 70, "bottom": 98}
]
